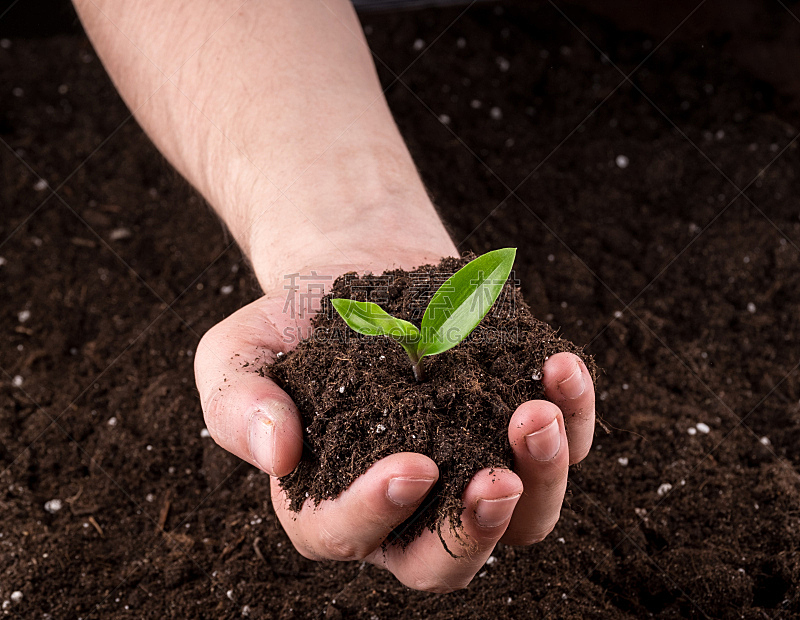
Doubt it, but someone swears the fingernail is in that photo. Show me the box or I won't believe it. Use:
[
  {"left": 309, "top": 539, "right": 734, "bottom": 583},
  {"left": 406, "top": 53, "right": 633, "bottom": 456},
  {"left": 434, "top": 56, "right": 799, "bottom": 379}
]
[
  {"left": 557, "top": 363, "right": 585, "bottom": 399},
  {"left": 475, "top": 494, "right": 521, "bottom": 528},
  {"left": 248, "top": 413, "right": 276, "bottom": 475},
  {"left": 526, "top": 417, "right": 561, "bottom": 461},
  {"left": 387, "top": 477, "right": 436, "bottom": 506}
]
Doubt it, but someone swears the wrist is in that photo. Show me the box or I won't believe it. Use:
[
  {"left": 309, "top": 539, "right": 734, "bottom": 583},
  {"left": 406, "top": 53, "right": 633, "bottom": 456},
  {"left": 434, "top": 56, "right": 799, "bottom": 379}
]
[
  {"left": 247, "top": 190, "right": 457, "bottom": 295},
  {"left": 217, "top": 143, "right": 457, "bottom": 293}
]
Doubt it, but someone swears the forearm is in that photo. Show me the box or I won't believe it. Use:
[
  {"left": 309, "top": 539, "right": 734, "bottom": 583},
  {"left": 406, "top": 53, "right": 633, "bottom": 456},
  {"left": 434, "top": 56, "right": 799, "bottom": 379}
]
[{"left": 73, "top": 0, "right": 455, "bottom": 290}]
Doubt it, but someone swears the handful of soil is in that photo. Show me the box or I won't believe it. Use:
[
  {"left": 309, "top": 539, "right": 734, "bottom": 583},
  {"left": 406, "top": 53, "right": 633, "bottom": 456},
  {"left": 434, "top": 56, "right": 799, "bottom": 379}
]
[{"left": 269, "top": 255, "right": 595, "bottom": 546}]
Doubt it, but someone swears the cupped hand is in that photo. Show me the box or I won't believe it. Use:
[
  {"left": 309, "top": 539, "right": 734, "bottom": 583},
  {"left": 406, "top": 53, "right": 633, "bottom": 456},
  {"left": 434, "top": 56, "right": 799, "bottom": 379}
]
[{"left": 195, "top": 272, "right": 595, "bottom": 593}]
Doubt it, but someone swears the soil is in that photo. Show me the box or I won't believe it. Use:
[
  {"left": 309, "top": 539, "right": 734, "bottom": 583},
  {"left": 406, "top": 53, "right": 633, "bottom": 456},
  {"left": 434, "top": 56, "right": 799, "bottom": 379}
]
[
  {"left": 270, "top": 256, "right": 594, "bottom": 545},
  {"left": 1, "top": 1, "right": 800, "bottom": 619}
]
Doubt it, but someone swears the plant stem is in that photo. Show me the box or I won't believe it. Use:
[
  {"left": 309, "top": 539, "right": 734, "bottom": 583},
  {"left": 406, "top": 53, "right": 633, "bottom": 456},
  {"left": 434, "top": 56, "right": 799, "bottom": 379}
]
[{"left": 412, "top": 359, "right": 424, "bottom": 382}]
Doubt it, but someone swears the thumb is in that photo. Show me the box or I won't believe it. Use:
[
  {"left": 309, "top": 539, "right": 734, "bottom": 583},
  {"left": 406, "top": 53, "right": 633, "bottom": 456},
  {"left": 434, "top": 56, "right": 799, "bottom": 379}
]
[{"left": 194, "top": 298, "right": 304, "bottom": 476}]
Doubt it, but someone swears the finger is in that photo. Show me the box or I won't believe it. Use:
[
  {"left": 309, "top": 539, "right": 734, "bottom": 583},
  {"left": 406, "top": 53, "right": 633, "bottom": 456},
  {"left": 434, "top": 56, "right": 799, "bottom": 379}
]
[
  {"left": 369, "top": 468, "right": 522, "bottom": 593},
  {"left": 501, "top": 400, "right": 569, "bottom": 545},
  {"left": 194, "top": 297, "right": 304, "bottom": 476},
  {"left": 543, "top": 352, "right": 595, "bottom": 464},
  {"left": 272, "top": 452, "right": 438, "bottom": 561}
]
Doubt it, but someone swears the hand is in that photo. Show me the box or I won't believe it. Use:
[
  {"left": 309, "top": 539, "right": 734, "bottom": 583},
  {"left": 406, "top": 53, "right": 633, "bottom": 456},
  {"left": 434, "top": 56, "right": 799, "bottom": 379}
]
[{"left": 195, "top": 268, "right": 595, "bottom": 593}]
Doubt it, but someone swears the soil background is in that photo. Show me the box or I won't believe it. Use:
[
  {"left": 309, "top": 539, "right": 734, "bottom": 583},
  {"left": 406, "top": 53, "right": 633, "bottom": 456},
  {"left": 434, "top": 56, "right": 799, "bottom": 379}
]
[{"left": 2, "top": 1, "right": 800, "bottom": 618}]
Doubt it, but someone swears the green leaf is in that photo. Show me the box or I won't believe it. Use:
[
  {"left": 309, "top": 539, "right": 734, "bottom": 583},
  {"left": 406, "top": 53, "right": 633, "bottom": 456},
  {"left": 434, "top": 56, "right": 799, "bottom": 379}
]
[
  {"left": 330, "top": 299, "right": 422, "bottom": 361},
  {"left": 419, "top": 248, "right": 516, "bottom": 357}
]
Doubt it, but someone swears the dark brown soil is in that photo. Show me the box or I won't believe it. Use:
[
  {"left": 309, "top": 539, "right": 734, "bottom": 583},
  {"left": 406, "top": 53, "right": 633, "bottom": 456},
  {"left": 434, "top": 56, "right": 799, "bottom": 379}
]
[
  {"left": 2, "top": 1, "right": 800, "bottom": 618},
  {"left": 271, "top": 256, "right": 594, "bottom": 545}
]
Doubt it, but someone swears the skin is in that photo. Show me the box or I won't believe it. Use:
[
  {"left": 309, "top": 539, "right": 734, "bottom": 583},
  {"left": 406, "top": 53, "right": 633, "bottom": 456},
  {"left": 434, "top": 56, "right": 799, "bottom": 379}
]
[{"left": 73, "top": 0, "right": 596, "bottom": 592}]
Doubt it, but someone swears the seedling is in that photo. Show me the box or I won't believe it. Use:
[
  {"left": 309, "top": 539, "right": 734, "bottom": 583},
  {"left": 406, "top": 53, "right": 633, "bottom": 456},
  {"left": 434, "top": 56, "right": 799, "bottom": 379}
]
[{"left": 331, "top": 248, "right": 516, "bottom": 381}]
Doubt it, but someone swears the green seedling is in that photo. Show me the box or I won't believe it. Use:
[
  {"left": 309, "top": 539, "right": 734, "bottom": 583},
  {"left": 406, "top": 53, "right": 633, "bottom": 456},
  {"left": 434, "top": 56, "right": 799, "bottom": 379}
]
[{"left": 330, "top": 248, "right": 516, "bottom": 381}]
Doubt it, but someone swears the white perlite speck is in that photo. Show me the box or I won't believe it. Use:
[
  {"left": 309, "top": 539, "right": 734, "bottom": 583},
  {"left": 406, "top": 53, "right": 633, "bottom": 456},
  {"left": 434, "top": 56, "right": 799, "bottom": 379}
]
[
  {"left": 10, "top": 592, "right": 23, "bottom": 604},
  {"left": 657, "top": 483, "right": 672, "bottom": 496},
  {"left": 617, "top": 457, "right": 629, "bottom": 466},
  {"left": 0, "top": 256, "right": 6, "bottom": 266},
  {"left": 44, "top": 499, "right": 63, "bottom": 514},
  {"left": 696, "top": 422, "right": 710, "bottom": 434},
  {"left": 12, "top": 375, "right": 23, "bottom": 387},
  {"left": 760, "top": 436, "right": 771, "bottom": 446},
  {"left": 532, "top": 370, "right": 543, "bottom": 381},
  {"left": 375, "top": 424, "right": 386, "bottom": 434},
  {"left": 200, "top": 428, "right": 211, "bottom": 438},
  {"left": 412, "top": 39, "right": 424, "bottom": 51},
  {"left": 34, "top": 178, "right": 48, "bottom": 191},
  {"left": 107, "top": 417, "right": 118, "bottom": 427},
  {"left": 338, "top": 386, "right": 345, "bottom": 394},
  {"left": 109, "top": 227, "right": 132, "bottom": 240},
  {"left": 747, "top": 302, "right": 756, "bottom": 313},
  {"left": 615, "top": 155, "right": 629, "bottom": 169},
  {"left": 17, "top": 309, "right": 30, "bottom": 323},
  {"left": 226, "top": 590, "right": 234, "bottom": 601},
  {"left": 490, "top": 107, "right": 503, "bottom": 120},
  {"left": 438, "top": 114, "right": 451, "bottom": 125},
  {"left": 687, "top": 427, "right": 697, "bottom": 436},
  {"left": 220, "top": 285, "right": 234, "bottom": 295}
]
